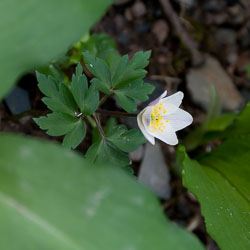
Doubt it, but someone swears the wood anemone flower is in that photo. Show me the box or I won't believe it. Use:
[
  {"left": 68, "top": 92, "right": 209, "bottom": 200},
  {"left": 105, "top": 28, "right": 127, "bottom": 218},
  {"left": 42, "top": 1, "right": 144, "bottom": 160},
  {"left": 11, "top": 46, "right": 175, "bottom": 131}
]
[{"left": 137, "top": 91, "right": 193, "bottom": 145}]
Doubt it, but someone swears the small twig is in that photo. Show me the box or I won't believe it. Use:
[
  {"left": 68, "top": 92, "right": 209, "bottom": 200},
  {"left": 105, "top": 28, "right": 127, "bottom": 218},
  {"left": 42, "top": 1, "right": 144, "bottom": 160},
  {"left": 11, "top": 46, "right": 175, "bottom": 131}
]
[
  {"left": 96, "top": 109, "right": 137, "bottom": 118},
  {"left": 159, "top": 0, "right": 204, "bottom": 67},
  {"left": 99, "top": 94, "right": 111, "bottom": 107},
  {"left": 93, "top": 113, "right": 105, "bottom": 139}
]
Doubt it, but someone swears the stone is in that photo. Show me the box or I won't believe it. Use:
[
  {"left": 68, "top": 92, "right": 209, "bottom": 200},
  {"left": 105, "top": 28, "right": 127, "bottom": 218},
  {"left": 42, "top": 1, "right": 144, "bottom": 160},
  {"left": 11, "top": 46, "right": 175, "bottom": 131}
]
[
  {"left": 214, "top": 28, "right": 237, "bottom": 45},
  {"left": 131, "top": 1, "right": 147, "bottom": 18},
  {"left": 138, "top": 142, "right": 171, "bottom": 200},
  {"left": 5, "top": 87, "right": 31, "bottom": 116},
  {"left": 152, "top": 19, "right": 169, "bottom": 44},
  {"left": 187, "top": 55, "right": 244, "bottom": 111}
]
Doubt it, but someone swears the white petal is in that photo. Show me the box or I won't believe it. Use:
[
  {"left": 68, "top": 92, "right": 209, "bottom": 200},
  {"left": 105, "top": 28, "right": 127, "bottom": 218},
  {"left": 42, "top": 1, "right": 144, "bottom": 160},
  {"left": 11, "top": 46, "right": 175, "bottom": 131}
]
[
  {"left": 148, "top": 90, "right": 167, "bottom": 106},
  {"left": 137, "top": 108, "right": 155, "bottom": 145},
  {"left": 160, "top": 91, "right": 184, "bottom": 114},
  {"left": 166, "top": 108, "right": 193, "bottom": 132},
  {"left": 148, "top": 123, "right": 178, "bottom": 145}
]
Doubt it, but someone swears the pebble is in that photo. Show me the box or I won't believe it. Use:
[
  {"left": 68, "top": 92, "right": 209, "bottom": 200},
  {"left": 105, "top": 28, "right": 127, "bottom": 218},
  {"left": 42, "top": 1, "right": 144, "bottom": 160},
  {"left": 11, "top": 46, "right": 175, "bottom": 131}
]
[
  {"left": 187, "top": 55, "right": 244, "bottom": 111},
  {"left": 131, "top": 1, "right": 147, "bottom": 18},
  {"left": 214, "top": 28, "right": 237, "bottom": 45},
  {"left": 152, "top": 19, "right": 169, "bottom": 44},
  {"left": 138, "top": 142, "right": 171, "bottom": 200}
]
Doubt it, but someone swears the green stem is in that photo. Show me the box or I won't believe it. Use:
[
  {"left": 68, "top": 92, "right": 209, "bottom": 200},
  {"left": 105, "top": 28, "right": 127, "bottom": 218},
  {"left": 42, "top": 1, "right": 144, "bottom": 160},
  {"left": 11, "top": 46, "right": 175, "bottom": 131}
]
[
  {"left": 93, "top": 113, "right": 105, "bottom": 139},
  {"left": 96, "top": 109, "right": 137, "bottom": 118},
  {"left": 85, "top": 115, "right": 96, "bottom": 128}
]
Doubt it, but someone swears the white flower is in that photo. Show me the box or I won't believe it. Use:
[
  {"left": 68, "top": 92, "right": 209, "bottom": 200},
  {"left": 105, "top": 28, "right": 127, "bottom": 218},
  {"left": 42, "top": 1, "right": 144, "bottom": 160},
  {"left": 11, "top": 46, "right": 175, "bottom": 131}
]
[{"left": 137, "top": 91, "right": 193, "bottom": 145}]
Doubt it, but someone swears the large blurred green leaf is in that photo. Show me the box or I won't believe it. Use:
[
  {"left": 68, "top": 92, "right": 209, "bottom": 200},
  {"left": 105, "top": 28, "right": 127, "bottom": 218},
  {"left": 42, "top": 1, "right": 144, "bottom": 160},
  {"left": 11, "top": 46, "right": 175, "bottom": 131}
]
[
  {"left": 0, "top": 0, "right": 113, "bottom": 100},
  {"left": 178, "top": 136, "right": 250, "bottom": 250},
  {"left": 0, "top": 134, "right": 204, "bottom": 250}
]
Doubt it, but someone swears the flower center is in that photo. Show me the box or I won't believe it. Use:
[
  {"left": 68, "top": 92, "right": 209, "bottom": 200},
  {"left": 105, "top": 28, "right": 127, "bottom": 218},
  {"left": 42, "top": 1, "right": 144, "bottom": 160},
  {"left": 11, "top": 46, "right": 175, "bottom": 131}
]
[{"left": 149, "top": 103, "right": 169, "bottom": 133}]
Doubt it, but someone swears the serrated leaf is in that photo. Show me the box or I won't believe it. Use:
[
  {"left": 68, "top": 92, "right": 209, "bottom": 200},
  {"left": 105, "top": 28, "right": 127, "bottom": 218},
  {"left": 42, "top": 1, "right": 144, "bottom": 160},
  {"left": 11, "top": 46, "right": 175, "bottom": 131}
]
[
  {"left": 83, "top": 51, "right": 111, "bottom": 91},
  {"left": 36, "top": 72, "right": 59, "bottom": 98},
  {"left": 86, "top": 139, "right": 130, "bottom": 168},
  {"left": 42, "top": 97, "right": 74, "bottom": 116},
  {"left": 62, "top": 119, "right": 86, "bottom": 149},
  {"left": 83, "top": 83, "right": 99, "bottom": 115},
  {"left": 114, "top": 91, "right": 137, "bottom": 113},
  {"left": 117, "top": 79, "right": 155, "bottom": 102},
  {"left": 115, "top": 50, "right": 151, "bottom": 88},
  {"left": 71, "top": 63, "right": 88, "bottom": 111},
  {"left": 82, "top": 33, "right": 117, "bottom": 59},
  {"left": 178, "top": 137, "right": 250, "bottom": 250},
  {"left": 58, "top": 83, "right": 78, "bottom": 114},
  {"left": 34, "top": 112, "right": 78, "bottom": 136},
  {"left": 90, "top": 78, "right": 112, "bottom": 94},
  {"left": 111, "top": 55, "right": 129, "bottom": 87},
  {"left": 108, "top": 125, "right": 146, "bottom": 152}
]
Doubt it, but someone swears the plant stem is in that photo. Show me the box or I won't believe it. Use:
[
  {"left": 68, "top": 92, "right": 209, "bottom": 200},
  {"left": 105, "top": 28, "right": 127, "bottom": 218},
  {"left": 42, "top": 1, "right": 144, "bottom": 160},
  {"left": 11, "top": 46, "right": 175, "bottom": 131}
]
[
  {"left": 96, "top": 109, "right": 137, "bottom": 118},
  {"left": 93, "top": 113, "right": 105, "bottom": 139},
  {"left": 85, "top": 115, "right": 96, "bottom": 128},
  {"left": 99, "top": 94, "right": 111, "bottom": 107}
]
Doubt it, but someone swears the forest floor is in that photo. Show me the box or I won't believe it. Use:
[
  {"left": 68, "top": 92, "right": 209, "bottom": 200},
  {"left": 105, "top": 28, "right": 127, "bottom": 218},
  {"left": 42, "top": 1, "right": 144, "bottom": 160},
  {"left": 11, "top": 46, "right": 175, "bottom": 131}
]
[{"left": 1, "top": 0, "right": 249, "bottom": 249}]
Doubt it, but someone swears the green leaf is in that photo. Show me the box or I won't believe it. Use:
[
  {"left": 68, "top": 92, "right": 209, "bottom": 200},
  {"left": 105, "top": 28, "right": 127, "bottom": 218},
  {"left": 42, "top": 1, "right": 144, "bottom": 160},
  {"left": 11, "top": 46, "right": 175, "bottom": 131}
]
[
  {"left": 115, "top": 50, "right": 151, "bottom": 88},
  {"left": 34, "top": 112, "right": 78, "bottom": 136},
  {"left": 82, "top": 33, "right": 117, "bottom": 59},
  {"left": 86, "top": 139, "right": 131, "bottom": 168},
  {"left": 62, "top": 119, "right": 86, "bottom": 149},
  {"left": 83, "top": 51, "right": 111, "bottom": 93},
  {"left": 0, "top": 0, "right": 113, "bottom": 100},
  {"left": 83, "top": 83, "right": 99, "bottom": 115},
  {"left": 108, "top": 125, "right": 146, "bottom": 152},
  {"left": 0, "top": 134, "right": 204, "bottom": 250},
  {"left": 178, "top": 137, "right": 250, "bottom": 250},
  {"left": 114, "top": 79, "right": 154, "bottom": 112},
  {"left": 58, "top": 83, "right": 78, "bottom": 114},
  {"left": 71, "top": 63, "right": 88, "bottom": 110},
  {"left": 36, "top": 72, "right": 59, "bottom": 98},
  {"left": 115, "top": 91, "right": 137, "bottom": 112},
  {"left": 226, "top": 102, "right": 250, "bottom": 136}
]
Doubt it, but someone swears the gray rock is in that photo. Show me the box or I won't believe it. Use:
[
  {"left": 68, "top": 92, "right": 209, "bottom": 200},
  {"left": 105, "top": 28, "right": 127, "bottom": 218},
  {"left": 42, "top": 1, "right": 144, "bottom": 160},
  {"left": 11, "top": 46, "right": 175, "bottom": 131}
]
[
  {"left": 152, "top": 19, "right": 169, "bottom": 44},
  {"left": 129, "top": 145, "right": 144, "bottom": 162},
  {"left": 131, "top": 1, "right": 147, "bottom": 18},
  {"left": 187, "top": 55, "right": 244, "bottom": 111},
  {"left": 138, "top": 143, "right": 171, "bottom": 200},
  {"left": 214, "top": 28, "right": 237, "bottom": 45}
]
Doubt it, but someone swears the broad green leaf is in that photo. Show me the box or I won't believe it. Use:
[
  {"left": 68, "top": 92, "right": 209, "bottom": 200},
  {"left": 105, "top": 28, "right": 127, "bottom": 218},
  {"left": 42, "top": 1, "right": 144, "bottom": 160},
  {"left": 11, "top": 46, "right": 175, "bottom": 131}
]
[
  {"left": 178, "top": 138, "right": 250, "bottom": 250},
  {"left": 0, "top": 134, "right": 204, "bottom": 250},
  {"left": 34, "top": 112, "right": 78, "bottom": 136},
  {"left": 226, "top": 102, "right": 250, "bottom": 136},
  {"left": 86, "top": 139, "right": 130, "bottom": 168},
  {"left": 71, "top": 63, "right": 88, "bottom": 110},
  {"left": 62, "top": 119, "right": 86, "bottom": 149},
  {"left": 0, "top": 0, "right": 113, "bottom": 100},
  {"left": 108, "top": 125, "right": 146, "bottom": 152}
]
